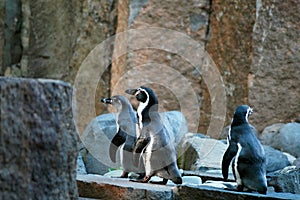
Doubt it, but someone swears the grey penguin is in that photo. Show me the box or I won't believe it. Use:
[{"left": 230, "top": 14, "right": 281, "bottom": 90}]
[
  {"left": 125, "top": 86, "right": 182, "bottom": 185},
  {"left": 222, "top": 105, "right": 267, "bottom": 194},
  {"left": 101, "top": 95, "right": 145, "bottom": 178}
]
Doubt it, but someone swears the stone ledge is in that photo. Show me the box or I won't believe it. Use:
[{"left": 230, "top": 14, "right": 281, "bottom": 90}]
[{"left": 77, "top": 174, "right": 300, "bottom": 200}]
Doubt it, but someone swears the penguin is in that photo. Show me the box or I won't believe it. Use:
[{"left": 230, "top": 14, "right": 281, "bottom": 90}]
[
  {"left": 125, "top": 86, "right": 182, "bottom": 185},
  {"left": 101, "top": 95, "right": 145, "bottom": 178},
  {"left": 222, "top": 105, "right": 267, "bottom": 194}
]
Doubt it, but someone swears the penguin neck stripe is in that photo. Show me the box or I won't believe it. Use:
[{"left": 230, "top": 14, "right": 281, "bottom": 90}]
[
  {"left": 137, "top": 88, "right": 149, "bottom": 129},
  {"left": 245, "top": 107, "right": 253, "bottom": 123}
]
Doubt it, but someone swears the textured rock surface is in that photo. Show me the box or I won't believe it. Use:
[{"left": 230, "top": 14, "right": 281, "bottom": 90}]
[
  {"left": 264, "top": 145, "right": 290, "bottom": 173},
  {"left": 249, "top": 0, "right": 300, "bottom": 131},
  {"left": 77, "top": 174, "right": 300, "bottom": 199},
  {"left": 260, "top": 123, "right": 285, "bottom": 145},
  {"left": 261, "top": 123, "right": 300, "bottom": 158},
  {"left": 206, "top": 0, "right": 256, "bottom": 129},
  {"left": 0, "top": 0, "right": 4, "bottom": 73},
  {"left": 110, "top": 0, "right": 212, "bottom": 134},
  {"left": 0, "top": 77, "right": 79, "bottom": 199},
  {"left": 179, "top": 134, "right": 227, "bottom": 171},
  {"left": 80, "top": 111, "right": 188, "bottom": 175},
  {"left": 2, "top": 0, "right": 299, "bottom": 137},
  {"left": 268, "top": 166, "right": 300, "bottom": 194},
  {"left": 1, "top": 1, "right": 118, "bottom": 133}
]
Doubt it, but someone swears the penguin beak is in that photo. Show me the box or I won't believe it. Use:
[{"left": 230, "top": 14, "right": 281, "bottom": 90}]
[
  {"left": 125, "top": 88, "right": 138, "bottom": 95},
  {"left": 101, "top": 98, "right": 112, "bottom": 104}
]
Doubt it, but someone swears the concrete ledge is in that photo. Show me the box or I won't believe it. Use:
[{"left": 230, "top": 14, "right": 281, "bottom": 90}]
[{"left": 77, "top": 174, "right": 300, "bottom": 200}]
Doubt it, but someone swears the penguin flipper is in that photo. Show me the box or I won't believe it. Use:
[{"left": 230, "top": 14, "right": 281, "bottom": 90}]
[
  {"left": 222, "top": 142, "right": 238, "bottom": 180},
  {"left": 109, "top": 129, "right": 127, "bottom": 163},
  {"left": 133, "top": 136, "right": 150, "bottom": 166}
]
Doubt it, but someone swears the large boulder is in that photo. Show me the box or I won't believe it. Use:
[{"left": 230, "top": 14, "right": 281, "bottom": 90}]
[
  {"left": 264, "top": 145, "right": 291, "bottom": 173},
  {"left": 0, "top": 78, "right": 79, "bottom": 199},
  {"left": 80, "top": 110, "right": 188, "bottom": 174},
  {"left": 261, "top": 123, "right": 300, "bottom": 158},
  {"left": 179, "top": 134, "right": 227, "bottom": 171},
  {"left": 260, "top": 123, "right": 285, "bottom": 145}
]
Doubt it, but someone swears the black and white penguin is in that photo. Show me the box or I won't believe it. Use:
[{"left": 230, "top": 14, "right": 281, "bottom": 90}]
[
  {"left": 101, "top": 95, "right": 144, "bottom": 178},
  {"left": 222, "top": 105, "right": 267, "bottom": 194},
  {"left": 125, "top": 86, "right": 182, "bottom": 185}
]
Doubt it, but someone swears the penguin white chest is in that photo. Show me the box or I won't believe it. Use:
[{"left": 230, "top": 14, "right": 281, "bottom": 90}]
[
  {"left": 144, "top": 135, "right": 154, "bottom": 175},
  {"left": 234, "top": 143, "right": 243, "bottom": 185}
]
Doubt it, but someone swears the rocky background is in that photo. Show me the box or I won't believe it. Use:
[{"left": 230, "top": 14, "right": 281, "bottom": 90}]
[
  {"left": 0, "top": 0, "right": 299, "bottom": 135},
  {"left": 1, "top": 0, "right": 300, "bottom": 199}
]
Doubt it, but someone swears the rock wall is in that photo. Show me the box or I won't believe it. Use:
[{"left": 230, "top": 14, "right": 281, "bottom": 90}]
[
  {"left": 0, "top": 77, "right": 79, "bottom": 199},
  {"left": 0, "top": 0, "right": 299, "bottom": 135},
  {"left": 206, "top": 0, "right": 256, "bottom": 128},
  {"left": 1, "top": 1, "right": 118, "bottom": 130},
  {"left": 249, "top": 0, "right": 300, "bottom": 131},
  {"left": 110, "top": 0, "right": 211, "bottom": 134},
  {"left": 0, "top": 0, "right": 4, "bottom": 73}
]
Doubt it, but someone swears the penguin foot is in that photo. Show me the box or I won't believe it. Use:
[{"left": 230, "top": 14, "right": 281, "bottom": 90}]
[
  {"left": 149, "top": 178, "right": 168, "bottom": 185},
  {"left": 130, "top": 175, "right": 151, "bottom": 183}
]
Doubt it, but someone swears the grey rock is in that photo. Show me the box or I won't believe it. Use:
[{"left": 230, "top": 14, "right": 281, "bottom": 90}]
[
  {"left": 0, "top": 0, "right": 4, "bottom": 74},
  {"left": 293, "top": 158, "right": 300, "bottom": 169},
  {"left": 260, "top": 123, "right": 285, "bottom": 145},
  {"left": 261, "top": 123, "right": 300, "bottom": 157},
  {"left": 77, "top": 155, "right": 87, "bottom": 175},
  {"left": 268, "top": 166, "right": 300, "bottom": 194},
  {"left": 264, "top": 145, "right": 290, "bottom": 173},
  {"left": 179, "top": 134, "right": 227, "bottom": 171},
  {"left": 276, "top": 123, "right": 300, "bottom": 157},
  {"left": 0, "top": 77, "right": 79, "bottom": 199},
  {"left": 80, "top": 111, "right": 188, "bottom": 175}
]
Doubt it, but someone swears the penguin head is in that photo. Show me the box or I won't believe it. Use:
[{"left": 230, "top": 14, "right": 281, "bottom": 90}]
[
  {"left": 232, "top": 105, "right": 253, "bottom": 125},
  {"left": 125, "top": 86, "right": 158, "bottom": 105},
  {"left": 100, "top": 95, "right": 130, "bottom": 111}
]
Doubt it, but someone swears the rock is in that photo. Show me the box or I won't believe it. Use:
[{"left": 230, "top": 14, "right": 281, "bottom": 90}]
[
  {"left": 293, "top": 158, "right": 300, "bottom": 169},
  {"left": 0, "top": 0, "right": 4, "bottom": 73},
  {"left": 264, "top": 145, "right": 290, "bottom": 173},
  {"left": 80, "top": 111, "right": 188, "bottom": 175},
  {"left": 207, "top": 0, "right": 257, "bottom": 134},
  {"left": 77, "top": 174, "right": 300, "bottom": 199},
  {"left": 268, "top": 166, "right": 300, "bottom": 194},
  {"left": 0, "top": 77, "right": 79, "bottom": 199},
  {"left": 179, "top": 135, "right": 227, "bottom": 171},
  {"left": 77, "top": 174, "right": 175, "bottom": 199},
  {"left": 277, "top": 123, "right": 300, "bottom": 157},
  {"left": 283, "top": 152, "right": 297, "bottom": 166},
  {"left": 260, "top": 123, "right": 285, "bottom": 145},
  {"left": 111, "top": 0, "right": 212, "bottom": 135},
  {"left": 77, "top": 155, "right": 87, "bottom": 175},
  {"left": 262, "top": 123, "right": 300, "bottom": 158},
  {"left": 249, "top": 0, "right": 300, "bottom": 131}
]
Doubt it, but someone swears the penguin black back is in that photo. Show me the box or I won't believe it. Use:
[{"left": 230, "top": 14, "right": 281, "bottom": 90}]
[
  {"left": 125, "top": 86, "right": 182, "bottom": 185},
  {"left": 222, "top": 105, "right": 267, "bottom": 194}
]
